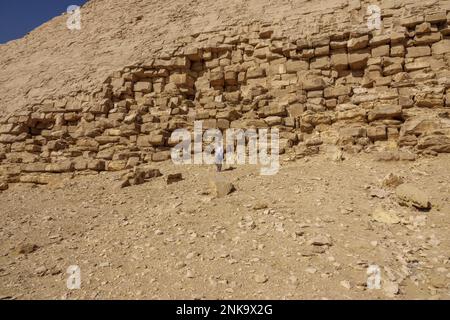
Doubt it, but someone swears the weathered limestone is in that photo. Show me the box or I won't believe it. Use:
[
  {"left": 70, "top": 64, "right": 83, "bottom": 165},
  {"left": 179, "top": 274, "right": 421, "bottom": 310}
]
[
  {"left": 210, "top": 179, "right": 235, "bottom": 198},
  {"left": 1, "top": 12, "right": 450, "bottom": 186},
  {"left": 396, "top": 183, "right": 432, "bottom": 209},
  {"left": 119, "top": 166, "right": 162, "bottom": 188},
  {"left": 406, "top": 46, "right": 431, "bottom": 58},
  {"left": 432, "top": 39, "right": 450, "bottom": 55},
  {"left": 368, "top": 105, "right": 403, "bottom": 122}
]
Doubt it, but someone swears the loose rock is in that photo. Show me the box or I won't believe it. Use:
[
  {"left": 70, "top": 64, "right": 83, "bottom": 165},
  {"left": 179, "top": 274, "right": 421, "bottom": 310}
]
[
  {"left": 209, "top": 179, "right": 235, "bottom": 198},
  {"left": 17, "top": 243, "right": 38, "bottom": 255},
  {"left": 166, "top": 173, "right": 183, "bottom": 185},
  {"left": 254, "top": 274, "right": 269, "bottom": 284},
  {"left": 371, "top": 207, "right": 400, "bottom": 225},
  {"left": 381, "top": 173, "right": 405, "bottom": 189},
  {"left": 395, "top": 183, "right": 431, "bottom": 209}
]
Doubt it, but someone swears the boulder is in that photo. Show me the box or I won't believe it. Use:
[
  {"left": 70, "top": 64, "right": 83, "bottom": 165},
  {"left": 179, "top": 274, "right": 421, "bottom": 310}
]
[
  {"left": 210, "top": 179, "right": 235, "bottom": 198},
  {"left": 417, "top": 135, "right": 450, "bottom": 153},
  {"left": 395, "top": 183, "right": 431, "bottom": 209},
  {"left": 400, "top": 118, "right": 441, "bottom": 136}
]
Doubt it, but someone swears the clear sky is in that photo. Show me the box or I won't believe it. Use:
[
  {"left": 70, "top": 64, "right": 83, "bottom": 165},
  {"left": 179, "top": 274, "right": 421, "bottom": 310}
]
[{"left": 0, "top": 0, "right": 88, "bottom": 44}]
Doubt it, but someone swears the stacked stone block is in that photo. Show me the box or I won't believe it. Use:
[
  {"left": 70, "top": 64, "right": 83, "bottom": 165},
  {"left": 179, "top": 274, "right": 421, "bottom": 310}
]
[{"left": 2, "top": 7, "right": 450, "bottom": 188}]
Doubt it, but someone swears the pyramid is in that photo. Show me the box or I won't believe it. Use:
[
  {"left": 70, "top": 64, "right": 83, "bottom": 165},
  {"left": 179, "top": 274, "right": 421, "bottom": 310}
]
[
  {"left": 1, "top": 0, "right": 450, "bottom": 301},
  {"left": 2, "top": 0, "right": 450, "bottom": 186}
]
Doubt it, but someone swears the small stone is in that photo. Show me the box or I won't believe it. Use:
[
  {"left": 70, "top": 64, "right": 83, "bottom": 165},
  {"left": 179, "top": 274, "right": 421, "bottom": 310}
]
[
  {"left": 17, "top": 243, "right": 38, "bottom": 255},
  {"left": 340, "top": 280, "right": 351, "bottom": 290},
  {"left": 382, "top": 173, "right": 404, "bottom": 189},
  {"left": 340, "top": 207, "right": 353, "bottom": 215},
  {"left": 288, "top": 275, "right": 298, "bottom": 285},
  {"left": 117, "top": 179, "right": 131, "bottom": 189},
  {"left": 254, "top": 274, "right": 268, "bottom": 283},
  {"left": 209, "top": 179, "right": 235, "bottom": 198},
  {"left": 253, "top": 202, "right": 268, "bottom": 210},
  {"left": 331, "top": 150, "right": 344, "bottom": 162},
  {"left": 0, "top": 181, "right": 8, "bottom": 191},
  {"left": 371, "top": 207, "right": 400, "bottom": 224},
  {"left": 186, "top": 270, "right": 195, "bottom": 278},
  {"left": 383, "top": 281, "right": 399, "bottom": 297},
  {"left": 49, "top": 266, "right": 61, "bottom": 275},
  {"left": 369, "top": 188, "right": 390, "bottom": 199},
  {"left": 305, "top": 267, "right": 317, "bottom": 274},
  {"left": 309, "top": 235, "right": 332, "bottom": 246},
  {"left": 154, "top": 229, "right": 164, "bottom": 235},
  {"left": 35, "top": 266, "right": 47, "bottom": 276},
  {"left": 186, "top": 252, "right": 196, "bottom": 259},
  {"left": 166, "top": 173, "right": 183, "bottom": 185}
]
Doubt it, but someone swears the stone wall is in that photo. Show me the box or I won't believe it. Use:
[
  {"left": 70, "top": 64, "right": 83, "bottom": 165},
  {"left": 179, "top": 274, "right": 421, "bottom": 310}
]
[{"left": 2, "top": 8, "right": 450, "bottom": 189}]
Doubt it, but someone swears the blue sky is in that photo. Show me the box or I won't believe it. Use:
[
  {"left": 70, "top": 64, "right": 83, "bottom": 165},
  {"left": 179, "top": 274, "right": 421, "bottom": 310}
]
[{"left": 0, "top": 0, "right": 88, "bottom": 44}]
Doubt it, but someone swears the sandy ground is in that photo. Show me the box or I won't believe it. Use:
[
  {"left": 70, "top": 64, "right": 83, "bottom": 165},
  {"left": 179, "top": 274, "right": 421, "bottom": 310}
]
[{"left": 0, "top": 152, "right": 449, "bottom": 300}]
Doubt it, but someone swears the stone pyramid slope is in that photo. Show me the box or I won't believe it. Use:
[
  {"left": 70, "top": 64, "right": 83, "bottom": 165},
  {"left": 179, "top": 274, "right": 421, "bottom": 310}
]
[
  {"left": 0, "top": 0, "right": 346, "bottom": 116},
  {"left": 1, "top": 0, "right": 450, "bottom": 191}
]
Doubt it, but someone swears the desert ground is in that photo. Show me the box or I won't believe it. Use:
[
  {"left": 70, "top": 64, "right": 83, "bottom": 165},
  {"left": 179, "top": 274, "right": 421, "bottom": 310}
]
[
  {"left": 1, "top": 0, "right": 450, "bottom": 302},
  {"left": 1, "top": 151, "right": 449, "bottom": 300}
]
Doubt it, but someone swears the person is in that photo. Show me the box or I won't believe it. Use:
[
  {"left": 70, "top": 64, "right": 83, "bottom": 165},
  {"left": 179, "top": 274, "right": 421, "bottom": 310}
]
[{"left": 215, "top": 143, "right": 224, "bottom": 172}]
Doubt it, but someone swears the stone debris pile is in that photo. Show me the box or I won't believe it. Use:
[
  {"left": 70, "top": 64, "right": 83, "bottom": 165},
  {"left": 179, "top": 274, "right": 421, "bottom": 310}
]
[{"left": 1, "top": 6, "right": 450, "bottom": 190}]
